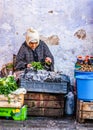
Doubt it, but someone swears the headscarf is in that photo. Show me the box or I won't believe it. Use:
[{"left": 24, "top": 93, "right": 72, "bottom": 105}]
[{"left": 26, "top": 28, "right": 39, "bottom": 46}]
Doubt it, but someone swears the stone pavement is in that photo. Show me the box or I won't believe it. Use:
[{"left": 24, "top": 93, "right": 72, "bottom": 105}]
[{"left": 0, "top": 116, "right": 93, "bottom": 130}]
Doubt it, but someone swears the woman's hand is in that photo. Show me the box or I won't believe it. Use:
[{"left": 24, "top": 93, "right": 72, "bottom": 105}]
[
  {"left": 45, "top": 57, "right": 52, "bottom": 64},
  {"left": 27, "top": 63, "right": 32, "bottom": 68}
]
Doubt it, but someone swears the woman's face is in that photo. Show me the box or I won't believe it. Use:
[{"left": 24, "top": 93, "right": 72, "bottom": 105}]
[{"left": 28, "top": 41, "right": 38, "bottom": 50}]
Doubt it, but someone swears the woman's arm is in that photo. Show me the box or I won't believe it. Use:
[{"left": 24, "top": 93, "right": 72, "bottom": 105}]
[
  {"left": 43, "top": 41, "right": 54, "bottom": 71},
  {"left": 15, "top": 44, "right": 27, "bottom": 71}
]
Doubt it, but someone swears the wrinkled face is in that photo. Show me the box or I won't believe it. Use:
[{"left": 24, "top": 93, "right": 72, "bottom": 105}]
[{"left": 28, "top": 41, "right": 38, "bottom": 50}]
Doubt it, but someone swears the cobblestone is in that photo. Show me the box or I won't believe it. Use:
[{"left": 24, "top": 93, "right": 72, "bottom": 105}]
[{"left": 0, "top": 116, "right": 93, "bottom": 130}]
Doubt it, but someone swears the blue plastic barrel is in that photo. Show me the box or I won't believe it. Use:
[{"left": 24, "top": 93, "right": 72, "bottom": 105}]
[
  {"left": 76, "top": 75, "right": 93, "bottom": 101},
  {"left": 74, "top": 70, "right": 93, "bottom": 77}
]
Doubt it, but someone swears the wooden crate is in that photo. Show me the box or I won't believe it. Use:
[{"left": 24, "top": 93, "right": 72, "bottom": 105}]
[
  {"left": 24, "top": 92, "right": 65, "bottom": 117},
  {"left": 76, "top": 99, "right": 93, "bottom": 123},
  {"left": 0, "top": 94, "right": 24, "bottom": 108}
]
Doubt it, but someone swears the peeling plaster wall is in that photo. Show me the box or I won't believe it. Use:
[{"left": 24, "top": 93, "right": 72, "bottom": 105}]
[{"left": 0, "top": 0, "right": 93, "bottom": 84}]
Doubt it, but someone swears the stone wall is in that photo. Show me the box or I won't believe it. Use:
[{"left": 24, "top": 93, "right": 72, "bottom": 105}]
[{"left": 0, "top": 0, "right": 93, "bottom": 84}]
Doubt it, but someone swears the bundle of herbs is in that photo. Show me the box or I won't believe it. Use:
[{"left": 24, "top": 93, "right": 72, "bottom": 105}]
[
  {"left": 0, "top": 76, "right": 18, "bottom": 103},
  {"left": 31, "top": 62, "right": 44, "bottom": 70},
  {"left": 31, "top": 61, "right": 51, "bottom": 71}
]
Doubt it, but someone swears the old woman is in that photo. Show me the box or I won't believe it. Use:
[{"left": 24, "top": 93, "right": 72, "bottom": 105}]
[{"left": 15, "top": 28, "right": 54, "bottom": 71}]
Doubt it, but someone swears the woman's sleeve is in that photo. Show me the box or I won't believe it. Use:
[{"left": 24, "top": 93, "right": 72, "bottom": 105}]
[
  {"left": 43, "top": 42, "right": 54, "bottom": 71},
  {"left": 15, "top": 45, "right": 27, "bottom": 70}
]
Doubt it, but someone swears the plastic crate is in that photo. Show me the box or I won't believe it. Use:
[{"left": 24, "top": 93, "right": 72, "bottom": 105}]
[
  {"left": 19, "top": 78, "right": 68, "bottom": 94},
  {"left": 0, "top": 105, "right": 27, "bottom": 121}
]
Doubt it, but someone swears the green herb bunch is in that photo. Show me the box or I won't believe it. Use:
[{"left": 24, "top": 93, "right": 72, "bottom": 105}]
[
  {"left": 0, "top": 76, "right": 18, "bottom": 102},
  {"left": 31, "top": 62, "right": 44, "bottom": 70}
]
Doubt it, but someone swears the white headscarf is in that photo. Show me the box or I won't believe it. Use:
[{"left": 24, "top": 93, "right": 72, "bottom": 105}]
[{"left": 26, "top": 28, "right": 39, "bottom": 46}]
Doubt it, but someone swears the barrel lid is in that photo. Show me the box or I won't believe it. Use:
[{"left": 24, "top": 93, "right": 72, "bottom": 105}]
[{"left": 76, "top": 75, "right": 93, "bottom": 79}]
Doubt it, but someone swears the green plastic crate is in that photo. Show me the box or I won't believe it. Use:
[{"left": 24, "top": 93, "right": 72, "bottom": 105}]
[{"left": 0, "top": 105, "right": 27, "bottom": 121}]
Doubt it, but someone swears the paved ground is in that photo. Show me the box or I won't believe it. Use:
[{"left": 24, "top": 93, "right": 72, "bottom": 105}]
[{"left": 0, "top": 116, "right": 93, "bottom": 130}]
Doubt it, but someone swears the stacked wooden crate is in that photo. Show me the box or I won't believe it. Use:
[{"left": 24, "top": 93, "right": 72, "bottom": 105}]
[
  {"left": 0, "top": 93, "right": 24, "bottom": 108},
  {"left": 24, "top": 92, "right": 65, "bottom": 117},
  {"left": 76, "top": 99, "right": 93, "bottom": 123},
  {"left": 19, "top": 73, "right": 70, "bottom": 117}
]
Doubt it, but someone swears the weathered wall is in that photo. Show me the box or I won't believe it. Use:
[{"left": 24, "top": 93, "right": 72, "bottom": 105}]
[{"left": 0, "top": 0, "right": 93, "bottom": 84}]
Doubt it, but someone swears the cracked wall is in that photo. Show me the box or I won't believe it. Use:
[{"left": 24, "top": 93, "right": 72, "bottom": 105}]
[{"left": 0, "top": 0, "right": 93, "bottom": 84}]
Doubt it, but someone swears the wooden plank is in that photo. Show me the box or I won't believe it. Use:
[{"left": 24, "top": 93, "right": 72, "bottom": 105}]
[
  {"left": 44, "top": 108, "right": 63, "bottom": 117},
  {"left": 43, "top": 94, "right": 65, "bottom": 101},
  {"left": 24, "top": 93, "right": 41, "bottom": 100},
  {"left": 43, "top": 100, "right": 64, "bottom": 108},
  {"left": 24, "top": 100, "right": 64, "bottom": 108},
  {"left": 0, "top": 94, "right": 24, "bottom": 108},
  {"left": 27, "top": 108, "right": 64, "bottom": 117},
  {"left": 24, "top": 93, "right": 65, "bottom": 101},
  {"left": 80, "top": 101, "right": 93, "bottom": 111},
  {"left": 79, "top": 111, "right": 93, "bottom": 119},
  {"left": 27, "top": 107, "right": 44, "bottom": 116}
]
